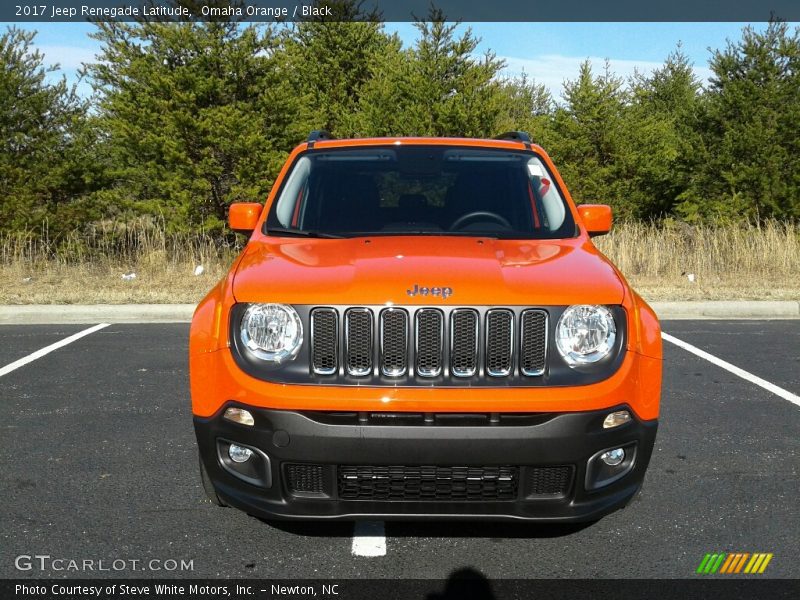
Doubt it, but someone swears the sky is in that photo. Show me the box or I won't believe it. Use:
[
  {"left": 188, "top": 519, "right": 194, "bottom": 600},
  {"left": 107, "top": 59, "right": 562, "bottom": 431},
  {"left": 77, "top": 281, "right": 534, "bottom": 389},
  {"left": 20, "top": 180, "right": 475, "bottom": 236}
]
[{"left": 3, "top": 21, "right": 770, "bottom": 101}]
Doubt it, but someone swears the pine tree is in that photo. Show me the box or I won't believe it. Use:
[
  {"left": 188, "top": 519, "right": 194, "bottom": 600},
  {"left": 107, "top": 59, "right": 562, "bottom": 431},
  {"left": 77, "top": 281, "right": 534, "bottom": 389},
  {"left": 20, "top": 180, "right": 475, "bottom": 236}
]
[
  {"left": 679, "top": 21, "right": 800, "bottom": 221},
  {"left": 495, "top": 72, "right": 554, "bottom": 143},
  {"left": 282, "top": 0, "right": 391, "bottom": 136},
  {"left": 355, "top": 10, "right": 507, "bottom": 137},
  {"left": 624, "top": 47, "right": 702, "bottom": 219},
  {"left": 0, "top": 27, "right": 88, "bottom": 232},
  {"left": 550, "top": 61, "right": 629, "bottom": 214},
  {"left": 87, "top": 16, "right": 308, "bottom": 233}
]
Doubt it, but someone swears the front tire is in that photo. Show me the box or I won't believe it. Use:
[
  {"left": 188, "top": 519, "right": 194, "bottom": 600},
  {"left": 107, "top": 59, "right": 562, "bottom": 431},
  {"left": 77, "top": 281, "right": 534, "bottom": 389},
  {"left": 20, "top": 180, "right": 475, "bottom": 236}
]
[{"left": 199, "top": 454, "right": 226, "bottom": 507}]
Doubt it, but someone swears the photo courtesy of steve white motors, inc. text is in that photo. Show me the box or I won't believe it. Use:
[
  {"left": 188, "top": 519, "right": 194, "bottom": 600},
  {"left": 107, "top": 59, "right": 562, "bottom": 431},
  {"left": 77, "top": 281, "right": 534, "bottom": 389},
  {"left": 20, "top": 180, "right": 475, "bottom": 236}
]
[
  {"left": 15, "top": 583, "right": 338, "bottom": 597},
  {"left": 14, "top": 3, "right": 331, "bottom": 19}
]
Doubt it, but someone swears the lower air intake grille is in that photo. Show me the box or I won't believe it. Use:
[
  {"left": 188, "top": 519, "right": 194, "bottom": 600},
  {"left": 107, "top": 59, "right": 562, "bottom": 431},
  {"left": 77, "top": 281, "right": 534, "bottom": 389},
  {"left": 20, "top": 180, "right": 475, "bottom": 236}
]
[
  {"left": 338, "top": 465, "right": 519, "bottom": 501},
  {"left": 286, "top": 464, "right": 325, "bottom": 494},
  {"left": 526, "top": 466, "right": 573, "bottom": 497}
]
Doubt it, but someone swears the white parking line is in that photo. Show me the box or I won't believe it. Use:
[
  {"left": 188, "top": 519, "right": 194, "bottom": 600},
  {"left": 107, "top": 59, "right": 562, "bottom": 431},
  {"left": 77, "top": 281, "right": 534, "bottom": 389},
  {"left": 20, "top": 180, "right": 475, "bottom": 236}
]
[
  {"left": 0, "top": 323, "right": 111, "bottom": 378},
  {"left": 351, "top": 521, "right": 386, "bottom": 557},
  {"left": 662, "top": 332, "right": 800, "bottom": 408}
]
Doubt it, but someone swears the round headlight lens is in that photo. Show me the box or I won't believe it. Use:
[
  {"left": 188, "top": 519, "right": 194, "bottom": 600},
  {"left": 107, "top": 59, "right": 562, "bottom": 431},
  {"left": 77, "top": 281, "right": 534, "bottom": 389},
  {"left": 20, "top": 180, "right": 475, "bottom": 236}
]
[
  {"left": 555, "top": 305, "right": 616, "bottom": 366},
  {"left": 240, "top": 303, "right": 303, "bottom": 363}
]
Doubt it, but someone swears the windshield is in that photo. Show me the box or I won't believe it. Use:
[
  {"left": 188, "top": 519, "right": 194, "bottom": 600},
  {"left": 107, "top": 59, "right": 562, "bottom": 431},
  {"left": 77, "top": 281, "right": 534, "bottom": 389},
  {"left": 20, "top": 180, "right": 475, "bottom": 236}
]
[{"left": 265, "top": 146, "right": 577, "bottom": 239}]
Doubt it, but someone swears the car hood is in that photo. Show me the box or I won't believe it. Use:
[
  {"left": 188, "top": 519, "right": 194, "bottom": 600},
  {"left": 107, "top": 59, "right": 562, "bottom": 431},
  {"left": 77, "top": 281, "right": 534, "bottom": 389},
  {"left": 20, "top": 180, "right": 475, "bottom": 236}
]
[{"left": 232, "top": 236, "right": 625, "bottom": 306}]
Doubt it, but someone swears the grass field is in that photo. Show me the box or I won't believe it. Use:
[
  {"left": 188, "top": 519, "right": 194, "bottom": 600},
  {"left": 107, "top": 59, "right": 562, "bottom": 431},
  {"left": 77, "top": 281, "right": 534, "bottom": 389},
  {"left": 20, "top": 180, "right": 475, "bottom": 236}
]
[{"left": 1, "top": 221, "right": 798, "bottom": 304}]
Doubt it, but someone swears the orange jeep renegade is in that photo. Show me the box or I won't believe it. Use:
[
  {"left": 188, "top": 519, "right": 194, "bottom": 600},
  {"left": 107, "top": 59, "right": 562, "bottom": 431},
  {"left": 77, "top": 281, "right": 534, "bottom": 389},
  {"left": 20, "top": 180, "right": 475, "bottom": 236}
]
[{"left": 190, "top": 131, "right": 662, "bottom": 522}]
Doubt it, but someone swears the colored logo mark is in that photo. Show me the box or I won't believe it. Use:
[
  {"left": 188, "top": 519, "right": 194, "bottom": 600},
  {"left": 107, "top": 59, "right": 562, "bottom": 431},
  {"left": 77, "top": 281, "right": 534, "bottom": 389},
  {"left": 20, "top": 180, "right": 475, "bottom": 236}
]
[{"left": 697, "top": 553, "right": 773, "bottom": 574}]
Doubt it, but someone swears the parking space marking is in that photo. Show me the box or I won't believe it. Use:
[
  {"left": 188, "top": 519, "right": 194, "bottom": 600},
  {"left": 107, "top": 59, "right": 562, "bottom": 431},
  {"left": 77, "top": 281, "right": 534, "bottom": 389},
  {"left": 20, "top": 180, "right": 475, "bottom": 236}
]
[
  {"left": 0, "top": 323, "right": 111, "bottom": 378},
  {"left": 662, "top": 332, "right": 800, "bottom": 407},
  {"left": 351, "top": 521, "right": 386, "bottom": 557}
]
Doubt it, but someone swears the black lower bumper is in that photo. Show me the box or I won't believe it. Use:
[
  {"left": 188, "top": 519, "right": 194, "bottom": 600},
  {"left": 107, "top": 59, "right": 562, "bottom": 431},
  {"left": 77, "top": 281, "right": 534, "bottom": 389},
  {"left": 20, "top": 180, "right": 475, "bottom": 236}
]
[{"left": 194, "top": 405, "right": 658, "bottom": 522}]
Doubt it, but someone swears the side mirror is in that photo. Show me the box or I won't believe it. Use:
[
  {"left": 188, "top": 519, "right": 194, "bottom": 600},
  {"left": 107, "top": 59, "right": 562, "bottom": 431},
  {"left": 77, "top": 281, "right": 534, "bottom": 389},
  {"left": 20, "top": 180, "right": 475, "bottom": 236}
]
[
  {"left": 228, "top": 202, "right": 263, "bottom": 234},
  {"left": 577, "top": 204, "right": 612, "bottom": 237}
]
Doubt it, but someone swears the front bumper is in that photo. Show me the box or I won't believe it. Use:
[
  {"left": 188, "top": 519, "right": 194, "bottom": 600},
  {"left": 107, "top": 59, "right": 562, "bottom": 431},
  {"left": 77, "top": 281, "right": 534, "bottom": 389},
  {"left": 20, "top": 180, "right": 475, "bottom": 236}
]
[{"left": 194, "top": 404, "right": 658, "bottom": 522}]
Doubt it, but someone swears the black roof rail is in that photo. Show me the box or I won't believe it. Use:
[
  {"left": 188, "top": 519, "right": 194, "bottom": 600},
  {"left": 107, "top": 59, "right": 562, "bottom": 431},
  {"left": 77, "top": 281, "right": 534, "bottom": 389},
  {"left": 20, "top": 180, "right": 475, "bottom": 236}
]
[
  {"left": 494, "top": 131, "right": 533, "bottom": 149},
  {"left": 307, "top": 130, "right": 334, "bottom": 148}
]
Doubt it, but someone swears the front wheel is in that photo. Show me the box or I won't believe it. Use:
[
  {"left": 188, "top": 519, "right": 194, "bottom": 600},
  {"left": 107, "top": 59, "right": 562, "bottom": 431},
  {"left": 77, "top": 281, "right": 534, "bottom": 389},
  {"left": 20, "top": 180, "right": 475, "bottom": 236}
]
[{"left": 199, "top": 454, "right": 226, "bottom": 507}]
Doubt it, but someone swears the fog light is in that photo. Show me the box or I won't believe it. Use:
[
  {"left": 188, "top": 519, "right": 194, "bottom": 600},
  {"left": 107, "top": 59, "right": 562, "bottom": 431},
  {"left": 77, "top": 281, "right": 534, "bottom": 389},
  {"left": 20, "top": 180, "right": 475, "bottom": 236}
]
[
  {"left": 228, "top": 444, "right": 253, "bottom": 463},
  {"left": 600, "top": 448, "right": 625, "bottom": 466},
  {"left": 223, "top": 407, "right": 255, "bottom": 426},
  {"left": 603, "top": 410, "right": 631, "bottom": 429}
]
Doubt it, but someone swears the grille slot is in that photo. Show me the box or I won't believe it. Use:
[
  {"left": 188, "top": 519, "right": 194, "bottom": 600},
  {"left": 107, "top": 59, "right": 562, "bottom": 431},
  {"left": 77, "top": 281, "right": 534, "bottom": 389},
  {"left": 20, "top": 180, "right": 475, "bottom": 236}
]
[
  {"left": 450, "top": 309, "right": 478, "bottom": 377},
  {"left": 486, "top": 309, "right": 514, "bottom": 377},
  {"left": 526, "top": 466, "right": 573, "bottom": 497},
  {"left": 415, "top": 309, "right": 444, "bottom": 377},
  {"left": 286, "top": 464, "right": 325, "bottom": 495},
  {"left": 338, "top": 465, "right": 519, "bottom": 501},
  {"left": 520, "top": 310, "right": 548, "bottom": 376},
  {"left": 345, "top": 309, "right": 373, "bottom": 376},
  {"left": 380, "top": 309, "right": 408, "bottom": 376},
  {"left": 310, "top": 308, "right": 338, "bottom": 375}
]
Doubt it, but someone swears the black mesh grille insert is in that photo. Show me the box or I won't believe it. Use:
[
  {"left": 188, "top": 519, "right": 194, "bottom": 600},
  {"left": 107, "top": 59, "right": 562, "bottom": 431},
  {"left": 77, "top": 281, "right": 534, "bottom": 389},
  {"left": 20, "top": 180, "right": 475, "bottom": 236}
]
[
  {"left": 345, "top": 309, "right": 373, "bottom": 376},
  {"left": 286, "top": 464, "right": 325, "bottom": 494},
  {"left": 415, "top": 309, "right": 443, "bottom": 377},
  {"left": 451, "top": 309, "right": 478, "bottom": 377},
  {"left": 338, "top": 465, "right": 519, "bottom": 501},
  {"left": 486, "top": 310, "right": 513, "bottom": 376},
  {"left": 526, "top": 466, "right": 573, "bottom": 497},
  {"left": 520, "top": 310, "right": 547, "bottom": 376},
  {"left": 380, "top": 309, "right": 408, "bottom": 376},
  {"left": 311, "top": 308, "right": 338, "bottom": 375},
  {"left": 305, "top": 305, "right": 551, "bottom": 383}
]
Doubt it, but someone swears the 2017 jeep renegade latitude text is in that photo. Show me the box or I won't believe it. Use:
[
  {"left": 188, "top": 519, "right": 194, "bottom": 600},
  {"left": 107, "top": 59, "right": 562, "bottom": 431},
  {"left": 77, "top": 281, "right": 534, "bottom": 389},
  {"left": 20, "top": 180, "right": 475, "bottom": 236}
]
[{"left": 190, "top": 131, "right": 662, "bottom": 522}]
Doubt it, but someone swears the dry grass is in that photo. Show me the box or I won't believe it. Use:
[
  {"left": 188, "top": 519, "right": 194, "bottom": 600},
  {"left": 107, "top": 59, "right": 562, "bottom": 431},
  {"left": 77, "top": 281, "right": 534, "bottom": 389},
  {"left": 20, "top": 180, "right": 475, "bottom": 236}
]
[
  {"left": 595, "top": 220, "right": 800, "bottom": 300},
  {"left": 0, "top": 220, "right": 238, "bottom": 304},
  {"left": 0, "top": 220, "right": 798, "bottom": 304}
]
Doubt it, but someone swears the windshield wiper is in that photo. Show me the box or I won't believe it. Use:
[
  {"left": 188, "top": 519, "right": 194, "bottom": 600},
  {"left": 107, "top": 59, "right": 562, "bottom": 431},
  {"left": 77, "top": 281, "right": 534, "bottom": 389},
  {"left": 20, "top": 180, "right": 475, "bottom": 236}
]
[
  {"left": 375, "top": 230, "right": 500, "bottom": 239},
  {"left": 266, "top": 227, "right": 345, "bottom": 239}
]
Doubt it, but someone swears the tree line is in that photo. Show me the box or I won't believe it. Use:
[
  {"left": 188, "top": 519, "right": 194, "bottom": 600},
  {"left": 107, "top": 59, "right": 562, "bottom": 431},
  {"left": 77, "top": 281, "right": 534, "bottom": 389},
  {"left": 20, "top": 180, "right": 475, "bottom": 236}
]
[{"left": 1, "top": 5, "right": 799, "bottom": 240}]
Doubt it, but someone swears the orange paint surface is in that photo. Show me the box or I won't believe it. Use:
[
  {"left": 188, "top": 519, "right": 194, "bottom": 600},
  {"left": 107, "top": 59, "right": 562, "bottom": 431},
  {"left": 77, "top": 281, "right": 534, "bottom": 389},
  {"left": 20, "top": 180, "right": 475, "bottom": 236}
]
[{"left": 190, "top": 137, "right": 662, "bottom": 421}]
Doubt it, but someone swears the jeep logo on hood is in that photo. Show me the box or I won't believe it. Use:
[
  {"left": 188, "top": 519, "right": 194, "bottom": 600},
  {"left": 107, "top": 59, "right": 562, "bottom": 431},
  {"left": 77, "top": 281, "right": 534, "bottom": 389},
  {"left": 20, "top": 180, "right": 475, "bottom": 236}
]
[{"left": 407, "top": 284, "right": 453, "bottom": 300}]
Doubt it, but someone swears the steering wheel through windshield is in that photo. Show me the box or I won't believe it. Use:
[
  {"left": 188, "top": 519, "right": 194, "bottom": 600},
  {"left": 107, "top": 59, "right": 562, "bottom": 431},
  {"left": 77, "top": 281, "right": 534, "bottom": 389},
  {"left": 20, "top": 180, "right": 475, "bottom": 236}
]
[{"left": 449, "top": 211, "right": 512, "bottom": 232}]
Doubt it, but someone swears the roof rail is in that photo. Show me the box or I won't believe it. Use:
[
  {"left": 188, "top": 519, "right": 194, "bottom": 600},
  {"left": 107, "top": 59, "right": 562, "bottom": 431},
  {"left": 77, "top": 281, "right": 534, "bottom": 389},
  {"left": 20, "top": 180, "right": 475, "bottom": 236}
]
[
  {"left": 494, "top": 131, "right": 533, "bottom": 148},
  {"left": 307, "top": 130, "right": 334, "bottom": 148}
]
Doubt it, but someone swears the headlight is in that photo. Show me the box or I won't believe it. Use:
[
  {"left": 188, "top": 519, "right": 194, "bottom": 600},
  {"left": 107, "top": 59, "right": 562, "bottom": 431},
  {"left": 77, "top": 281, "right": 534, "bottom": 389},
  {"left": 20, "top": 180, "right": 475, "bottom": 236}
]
[
  {"left": 240, "top": 303, "right": 303, "bottom": 363},
  {"left": 555, "top": 305, "right": 616, "bottom": 366}
]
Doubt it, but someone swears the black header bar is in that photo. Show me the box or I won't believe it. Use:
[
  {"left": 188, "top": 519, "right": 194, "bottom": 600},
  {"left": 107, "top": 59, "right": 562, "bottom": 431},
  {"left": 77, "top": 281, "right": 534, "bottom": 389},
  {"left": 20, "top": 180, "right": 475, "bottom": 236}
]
[
  {"left": 2, "top": 1, "right": 799, "bottom": 23},
  {"left": 4, "top": 578, "right": 800, "bottom": 600}
]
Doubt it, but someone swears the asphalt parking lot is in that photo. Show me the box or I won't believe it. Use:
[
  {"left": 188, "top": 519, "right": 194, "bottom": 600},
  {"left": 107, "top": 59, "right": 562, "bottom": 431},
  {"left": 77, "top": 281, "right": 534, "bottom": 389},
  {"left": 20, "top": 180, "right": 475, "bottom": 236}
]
[{"left": 0, "top": 320, "right": 798, "bottom": 579}]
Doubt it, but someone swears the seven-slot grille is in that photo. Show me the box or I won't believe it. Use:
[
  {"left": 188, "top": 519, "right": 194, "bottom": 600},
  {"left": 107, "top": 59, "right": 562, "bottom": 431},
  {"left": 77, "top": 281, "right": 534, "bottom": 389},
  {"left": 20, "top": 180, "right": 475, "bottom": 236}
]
[{"left": 310, "top": 307, "right": 548, "bottom": 379}]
